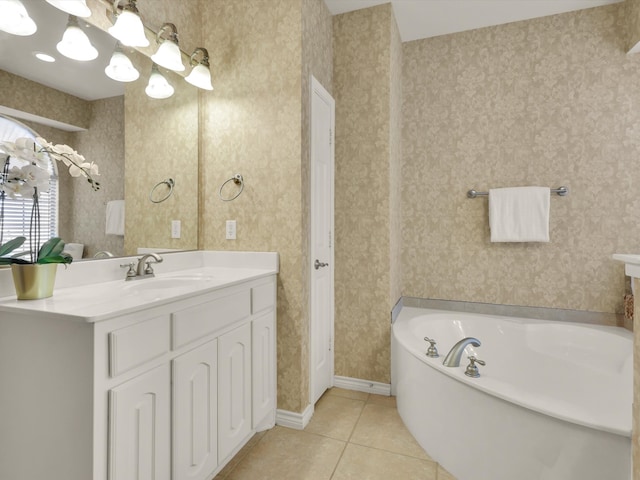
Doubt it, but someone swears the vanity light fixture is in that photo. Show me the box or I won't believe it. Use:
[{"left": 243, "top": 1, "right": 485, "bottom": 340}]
[
  {"left": 56, "top": 15, "right": 98, "bottom": 62},
  {"left": 105, "top": 44, "right": 139, "bottom": 82},
  {"left": 185, "top": 47, "right": 214, "bottom": 91},
  {"left": 145, "top": 63, "right": 174, "bottom": 99},
  {"left": 45, "top": 0, "right": 91, "bottom": 18},
  {"left": 0, "top": 0, "right": 37, "bottom": 36},
  {"left": 151, "top": 23, "right": 184, "bottom": 72},
  {"left": 108, "top": 0, "right": 149, "bottom": 47}
]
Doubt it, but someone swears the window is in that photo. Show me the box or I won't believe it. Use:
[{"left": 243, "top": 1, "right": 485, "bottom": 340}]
[{"left": 0, "top": 116, "right": 59, "bottom": 251}]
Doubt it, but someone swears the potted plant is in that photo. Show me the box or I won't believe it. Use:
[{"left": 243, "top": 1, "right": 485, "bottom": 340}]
[{"left": 0, "top": 136, "right": 100, "bottom": 299}]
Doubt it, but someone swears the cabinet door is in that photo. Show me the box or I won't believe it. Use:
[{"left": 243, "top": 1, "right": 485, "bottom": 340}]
[
  {"left": 252, "top": 312, "right": 276, "bottom": 429},
  {"left": 109, "top": 364, "right": 170, "bottom": 480},
  {"left": 218, "top": 323, "right": 252, "bottom": 461},
  {"left": 173, "top": 340, "right": 218, "bottom": 480}
]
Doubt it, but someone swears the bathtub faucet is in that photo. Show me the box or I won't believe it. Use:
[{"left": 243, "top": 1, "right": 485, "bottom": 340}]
[{"left": 442, "top": 337, "right": 481, "bottom": 367}]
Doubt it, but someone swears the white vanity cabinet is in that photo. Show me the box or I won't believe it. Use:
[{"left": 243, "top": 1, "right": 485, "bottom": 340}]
[{"left": 0, "top": 268, "right": 277, "bottom": 480}]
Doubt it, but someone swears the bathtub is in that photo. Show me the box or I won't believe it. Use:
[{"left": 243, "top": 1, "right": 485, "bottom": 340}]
[{"left": 391, "top": 307, "right": 633, "bottom": 480}]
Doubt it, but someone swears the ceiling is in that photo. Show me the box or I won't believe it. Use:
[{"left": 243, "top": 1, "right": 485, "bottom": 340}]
[
  {"left": 0, "top": 0, "right": 626, "bottom": 107},
  {"left": 323, "top": 0, "right": 624, "bottom": 42},
  {"left": 0, "top": 0, "right": 123, "bottom": 102}
]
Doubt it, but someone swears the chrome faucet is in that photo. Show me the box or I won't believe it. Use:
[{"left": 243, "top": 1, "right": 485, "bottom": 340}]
[
  {"left": 136, "top": 253, "right": 163, "bottom": 278},
  {"left": 442, "top": 337, "right": 481, "bottom": 367}
]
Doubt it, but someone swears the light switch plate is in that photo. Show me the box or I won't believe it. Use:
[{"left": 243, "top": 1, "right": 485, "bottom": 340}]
[{"left": 171, "top": 220, "right": 181, "bottom": 239}]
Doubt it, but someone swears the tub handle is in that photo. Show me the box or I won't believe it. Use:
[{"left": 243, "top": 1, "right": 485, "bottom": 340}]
[
  {"left": 465, "top": 356, "right": 486, "bottom": 378},
  {"left": 424, "top": 337, "right": 439, "bottom": 358}
]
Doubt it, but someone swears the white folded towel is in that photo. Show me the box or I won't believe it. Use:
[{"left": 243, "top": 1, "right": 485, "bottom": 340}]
[
  {"left": 105, "top": 200, "right": 125, "bottom": 236},
  {"left": 489, "top": 187, "right": 550, "bottom": 242}
]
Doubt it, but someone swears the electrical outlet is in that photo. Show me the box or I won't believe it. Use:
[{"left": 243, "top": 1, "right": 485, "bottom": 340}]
[
  {"left": 171, "top": 220, "right": 181, "bottom": 239},
  {"left": 226, "top": 220, "right": 236, "bottom": 240}
]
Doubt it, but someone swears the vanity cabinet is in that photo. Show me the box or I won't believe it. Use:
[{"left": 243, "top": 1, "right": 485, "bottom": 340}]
[{"left": 0, "top": 272, "right": 277, "bottom": 480}]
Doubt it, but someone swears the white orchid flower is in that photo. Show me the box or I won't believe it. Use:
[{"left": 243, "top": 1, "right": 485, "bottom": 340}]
[
  {"left": 21, "top": 165, "right": 50, "bottom": 192},
  {"left": 1, "top": 179, "right": 35, "bottom": 199}
]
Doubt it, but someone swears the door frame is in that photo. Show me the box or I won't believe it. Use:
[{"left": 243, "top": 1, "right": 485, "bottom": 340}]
[{"left": 309, "top": 75, "right": 335, "bottom": 406}]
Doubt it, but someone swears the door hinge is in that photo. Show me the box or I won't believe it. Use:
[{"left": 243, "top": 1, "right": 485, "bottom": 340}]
[
  {"left": 329, "top": 230, "right": 332, "bottom": 248},
  {"left": 329, "top": 128, "right": 332, "bottom": 146}
]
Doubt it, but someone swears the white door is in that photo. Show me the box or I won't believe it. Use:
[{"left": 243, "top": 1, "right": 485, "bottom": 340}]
[
  {"left": 310, "top": 76, "right": 335, "bottom": 405},
  {"left": 173, "top": 340, "right": 218, "bottom": 480}
]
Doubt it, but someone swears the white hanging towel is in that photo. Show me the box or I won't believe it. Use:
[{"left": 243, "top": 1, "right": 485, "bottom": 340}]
[
  {"left": 489, "top": 187, "right": 550, "bottom": 242},
  {"left": 105, "top": 200, "right": 125, "bottom": 236}
]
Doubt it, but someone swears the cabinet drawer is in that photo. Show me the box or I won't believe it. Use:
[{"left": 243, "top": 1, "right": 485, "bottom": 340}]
[
  {"left": 172, "top": 290, "right": 250, "bottom": 349},
  {"left": 109, "top": 315, "right": 171, "bottom": 377},
  {"left": 251, "top": 281, "right": 275, "bottom": 314}
]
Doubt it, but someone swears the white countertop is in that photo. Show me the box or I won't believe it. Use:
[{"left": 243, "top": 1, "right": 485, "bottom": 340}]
[{"left": 0, "top": 250, "right": 278, "bottom": 322}]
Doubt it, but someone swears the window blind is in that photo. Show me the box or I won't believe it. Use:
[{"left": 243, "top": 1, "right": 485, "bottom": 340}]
[{"left": 0, "top": 116, "right": 59, "bottom": 253}]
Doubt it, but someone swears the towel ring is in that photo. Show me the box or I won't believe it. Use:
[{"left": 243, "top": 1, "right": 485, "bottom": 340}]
[
  {"left": 150, "top": 178, "right": 175, "bottom": 203},
  {"left": 219, "top": 174, "right": 244, "bottom": 202}
]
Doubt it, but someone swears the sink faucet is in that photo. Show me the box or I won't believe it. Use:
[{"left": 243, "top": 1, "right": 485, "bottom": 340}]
[
  {"left": 442, "top": 337, "right": 481, "bottom": 367},
  {"left": 135, "top": 253, "right": 163, "bottom": 278}
]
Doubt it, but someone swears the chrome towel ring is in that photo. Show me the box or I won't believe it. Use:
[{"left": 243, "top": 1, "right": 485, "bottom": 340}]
[
  {"left": 150, "top": 178, "right": 175, "bottom": 203},
  {"left": 219, "top": 174, "right": 244, "bottom": 202}
]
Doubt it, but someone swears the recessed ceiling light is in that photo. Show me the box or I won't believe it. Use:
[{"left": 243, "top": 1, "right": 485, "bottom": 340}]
[{"left": 34, "top": 52, "right": 56, "bottom": 63}]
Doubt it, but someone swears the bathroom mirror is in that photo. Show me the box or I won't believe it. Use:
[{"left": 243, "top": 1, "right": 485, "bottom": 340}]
[{"left": 0, "top": 0, "right": 199, "bottom": 258}]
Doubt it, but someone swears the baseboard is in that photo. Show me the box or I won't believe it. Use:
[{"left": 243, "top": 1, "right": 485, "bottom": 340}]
[
  {"left": 333, "top": 375, "right": 391, "bottom": 396},
  {"left": 275, "top": 403, "right": 314, "bottom": 430}
]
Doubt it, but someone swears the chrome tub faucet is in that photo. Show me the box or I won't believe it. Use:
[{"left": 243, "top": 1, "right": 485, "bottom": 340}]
[{"left": 442, "top": 337, "right": 481, "bottom": 367}]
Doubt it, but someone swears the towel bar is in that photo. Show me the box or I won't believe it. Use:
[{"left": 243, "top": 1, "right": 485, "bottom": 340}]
[{"left": 467, "top": 186, "right": 568, "bottom": 199}]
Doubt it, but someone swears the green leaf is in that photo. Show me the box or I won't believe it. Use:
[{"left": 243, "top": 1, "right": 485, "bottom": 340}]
[
  {"left": 37, "top": 254, "right": 72, "bottom": 265},
  {"left": 37, "top": 237, "right": 65, "bottom": 261},
  {"left": 0, "top": 237, "right": 26, "bottom": 257}
]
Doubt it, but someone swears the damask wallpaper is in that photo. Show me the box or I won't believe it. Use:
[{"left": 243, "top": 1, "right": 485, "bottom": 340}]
[
  {"left": 402, "top": 3, "right": 640, "bottom": 314},
  {"left": 333, "top": 4, "right": 401, "bottom": 384}
]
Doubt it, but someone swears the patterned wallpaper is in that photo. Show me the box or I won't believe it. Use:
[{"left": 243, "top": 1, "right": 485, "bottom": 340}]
[
  {"left": 200, "top": 0, "right": 306, "bottom": 412},
  {"left": 402, "top": 4, "right": 640, "bottom": 314},
  {"left": 0, "top": 70, "right": 90, "bottom": 129},
  {"left": 70, "top": 97, "right": 125, "bottom": 258},
  {"left": 333, "top": 4, "right": 399, "bottom": 384},
  {"left": 123, "top": 52, "right": 199, "bottom": 256}
]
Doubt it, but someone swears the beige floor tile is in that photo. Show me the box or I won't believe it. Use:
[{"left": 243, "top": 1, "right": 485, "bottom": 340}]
[
  {"left": 332, "top": 444, "right": 437, "bottom": 480},
  {"left": 437, "top": 464, "right": 457, "bottom": 480},
  {"left": 224, "top": 426, "right": 345, "bottom": 480},
  {"left": 326, "top": 387, "right": 370, "bottom": 401},
  {"left": 350, "top": 403, "right": 432, "bottom": 460},
  {"left": 305, "top": 394, "right": 366, "bottom": 441},
  {"left": 214, "top": 431, "right": 267, "bottom": 479},
  {"left": 367, "top": 394, "right": 397, "bottom": 408}
]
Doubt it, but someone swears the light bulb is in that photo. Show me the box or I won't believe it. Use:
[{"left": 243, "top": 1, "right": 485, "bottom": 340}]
[
  {"left": 56, "top": 16, "right": 98, "bottom": 62},
  {"left": 185, "top": 64, "right": 213, "bottom": 91},
  {"left": 145, "top": 65, "right": 174, "bottom": 99},
  {"left": 105, "top": 50, "right": 139, "bottom": 82},
  {"left": 45, "top": 0, "right": 91, "bottom": 18},
  {"left": 0, "top": 0, "right": 37, "bottom": 36},
  {"left": 151, "top": 39, "right": 184, "bottom": 72},
  {"left": 108, "top": 9, "right": 148, "bottom": 47}
]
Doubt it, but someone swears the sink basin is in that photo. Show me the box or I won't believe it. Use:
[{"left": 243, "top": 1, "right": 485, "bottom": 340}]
[{"left": 123, "top": 276, "right": 213, "bottom": 295}]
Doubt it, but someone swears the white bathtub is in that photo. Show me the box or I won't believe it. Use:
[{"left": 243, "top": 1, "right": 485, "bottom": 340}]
[{"left": 391, "top": 307, "right": 633, "bottom": 480}]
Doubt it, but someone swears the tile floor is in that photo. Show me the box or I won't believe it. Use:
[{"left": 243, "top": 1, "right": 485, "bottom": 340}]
[{"left": 214, "top": 387, "right": 457, "bottom": 480}]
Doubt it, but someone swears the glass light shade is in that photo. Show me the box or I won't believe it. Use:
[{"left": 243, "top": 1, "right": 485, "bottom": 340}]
[
  {"left": 151, "top": 40, "right": 184, "bottom": 72},
  {"left": 105, "top": 50, "right": 139, "bottom": 82},
  {"left": 56, "top": 20, "right": 98, "bottom": 61},
  {"left": 145, "top": 67, "right": 174, "bottom": 99},
  {"left": 108, "top": 10, "right": 148, "bottom": 47},
  {"left": 45, "top": 0, "right": 90, "bottom": 18},
  {"left": 0, "top": 0, "right": 37, "bottom": 36},
  {"left": 185, "top": 64, "right": 213, "bottom": 91}
]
